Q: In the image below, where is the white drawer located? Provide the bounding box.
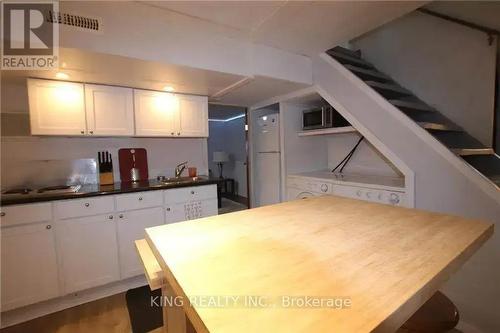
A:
[55,196,115,219]
[0,202,52,227]
[115,191,163,211]
[164,185,217,204]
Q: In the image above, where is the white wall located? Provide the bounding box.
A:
[1,136,208,189]
[327,133,401,177]
[279,97,399,181]
[352,11,497,146]
[0,75,209,188]
[315,54,500,333]
[207,118,247,197]
[58,1,312,85]
[280,102,328,176]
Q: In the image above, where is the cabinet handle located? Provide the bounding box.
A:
[138,197,143,201]
[0,212,5,217]
[177,132,180,136]
[166,207,171,212]
[84,203,90,207]
[108,215,114,220]
[46,224,52,230]
[80,130,85,134]
[191,191,195,195]
[89,131,94,134]
[171,132,174,136]
[119,214,124,218]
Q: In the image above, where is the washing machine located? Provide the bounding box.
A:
[286,176,333,200]
[286,173,408,207]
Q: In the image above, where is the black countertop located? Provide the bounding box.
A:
[1,177,222,206]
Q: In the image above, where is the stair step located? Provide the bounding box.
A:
[491,176,500,187]
[431,131,487,150]
[344,65,392,83]
[418,122,461,132]
[389,99,435,113]
[366,81,412,99]
[402,109,454,125]
[327,50,374,69]
[452,148,495,156]
[462,154,500,187]
[329,46,362,59]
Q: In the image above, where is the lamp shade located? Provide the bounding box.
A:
[213,151,229,163]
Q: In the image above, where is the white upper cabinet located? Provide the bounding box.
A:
[84,84,134,136]
[28,78,86,136]
[28,79,208,137]
[134,89,179,137]
[178,94,208,137]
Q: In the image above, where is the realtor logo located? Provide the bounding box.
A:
[1,1,59,70]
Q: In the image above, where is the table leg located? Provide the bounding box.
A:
[162,282,187,333]
[217,184,222,208]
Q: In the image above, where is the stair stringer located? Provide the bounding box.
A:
[315,52,500,333]
[315,53,500,211]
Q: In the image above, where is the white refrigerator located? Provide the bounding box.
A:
[253,113,280,207]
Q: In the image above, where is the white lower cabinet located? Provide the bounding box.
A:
[0,185,218,311]
[165,198,218,223]
[1,222,60,311]
[165,203,187,224]
[116,206,164,279]
[57,214,120,294]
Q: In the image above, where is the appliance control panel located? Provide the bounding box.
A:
[332,184,406,206]
[302,180,333,194]
[287,175,407,207]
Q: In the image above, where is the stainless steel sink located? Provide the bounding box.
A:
[156,176,200,184]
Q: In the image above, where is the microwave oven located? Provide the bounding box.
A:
[302,105,349,130]
[302,106,333,130]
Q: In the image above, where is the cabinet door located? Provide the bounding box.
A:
[28,78,86,135]
[57,214,120,294]
[165,199,218,224]
[178,95,208,137]
[165,203,187,224]
[134,89,179,136]
[84,84,134,136]
[116,207,164,279]
[1,223,59,311]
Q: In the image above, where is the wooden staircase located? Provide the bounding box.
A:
[327,46,500,188]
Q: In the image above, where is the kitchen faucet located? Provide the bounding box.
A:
[175,161,188,178]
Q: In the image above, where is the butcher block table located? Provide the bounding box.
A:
[138,195,493,333]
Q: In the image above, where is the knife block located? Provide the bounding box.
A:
[99,171,114,186]
[98,151,115,186]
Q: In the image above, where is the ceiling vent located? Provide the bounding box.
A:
[46,11,103,33]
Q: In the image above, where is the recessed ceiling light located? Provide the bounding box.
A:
[55,72,69,80]
[163,86,175,92]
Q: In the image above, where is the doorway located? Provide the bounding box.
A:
[207,104,250,213]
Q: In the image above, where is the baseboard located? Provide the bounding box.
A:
[0,275,146,329]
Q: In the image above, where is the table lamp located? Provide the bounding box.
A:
[213,151,229,178]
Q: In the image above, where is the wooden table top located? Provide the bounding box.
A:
[145,196,493,333]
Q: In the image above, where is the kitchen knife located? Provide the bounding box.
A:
[98,152,102,173]
[108,154,113,172]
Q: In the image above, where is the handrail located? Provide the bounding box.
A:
[417,8,499,45]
